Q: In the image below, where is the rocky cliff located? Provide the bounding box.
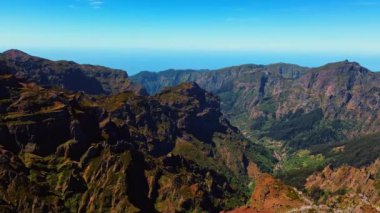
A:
[0,58,283,212]
[3,50,380,212]
[132,60,380,211]
[305,160,380,212]
[132,61,380,148]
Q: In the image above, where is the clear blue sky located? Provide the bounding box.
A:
[0,0,380,74]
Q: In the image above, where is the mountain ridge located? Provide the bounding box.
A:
[132,58,380,211]
[132,60,371,95]
[0,49,147,96]
[131,60,380,139]
[0,51,308,212]
[2,50,380,212]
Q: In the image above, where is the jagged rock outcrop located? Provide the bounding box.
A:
[0,66,277,212]
[4,50,380,212]
[132,60,380,212]
[305,160,380,211]
[223,162,309,213]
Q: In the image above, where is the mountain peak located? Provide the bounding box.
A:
[323,60,361,68]
[2,49,31,60]
[163,82,203,95]
[316,60,369,74]
[157,82,214,107]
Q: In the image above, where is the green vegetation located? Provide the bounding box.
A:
[275,150,326,188]
[314,133,380,168]
[172,138,218,170]
[245,142,277,173]
[218,90,240,112]
[99,92,136,111]
[250,108,349,152]
[267,109,324,141]
[159,91,189,103]
[229,112,252,137]
[258,97,276,115]
[286,120,347,151]
[374,179,380,195]
[307,187,350,203]
[250,116,267,130]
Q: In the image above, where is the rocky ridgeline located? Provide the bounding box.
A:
[132,61,380,139]
[0,55,295,212]
[3,50,380,212]
[132,59,380,212]
[0,49,146,95]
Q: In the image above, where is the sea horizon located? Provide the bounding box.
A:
[2,47,379,75]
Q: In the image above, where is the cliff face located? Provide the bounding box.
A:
[277,61,380,134]
[132,63,308,115]
[132,60,380,212]
[2,50,380,212]
[132,61,380,147]
[0,63,280,212]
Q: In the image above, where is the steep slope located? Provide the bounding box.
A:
[3,50,380,212]
[0,64,282,212]
[306,160,380,211]
[132,63,308,96]
[132,69,203,95]
[132,61,380,148]
[132,60,380,207]
[132,64,310,135]
[304,133,380,209]
[0,49,146,95]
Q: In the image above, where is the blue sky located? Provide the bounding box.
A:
[0,0,380,74]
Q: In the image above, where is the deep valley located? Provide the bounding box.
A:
[0,50,380,212]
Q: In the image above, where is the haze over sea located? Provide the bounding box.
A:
[1,0,380,74]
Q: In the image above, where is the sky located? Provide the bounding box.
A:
[0,0,380,74]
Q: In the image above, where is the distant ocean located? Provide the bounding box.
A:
[4,48,379,75]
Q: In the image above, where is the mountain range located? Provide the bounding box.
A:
[132,60,380,156]
[1,49,380,212]
[133,58,380,211]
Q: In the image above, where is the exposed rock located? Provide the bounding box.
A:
[132,61,380,141]
[0,68,275,212]
[305,160,380,211]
